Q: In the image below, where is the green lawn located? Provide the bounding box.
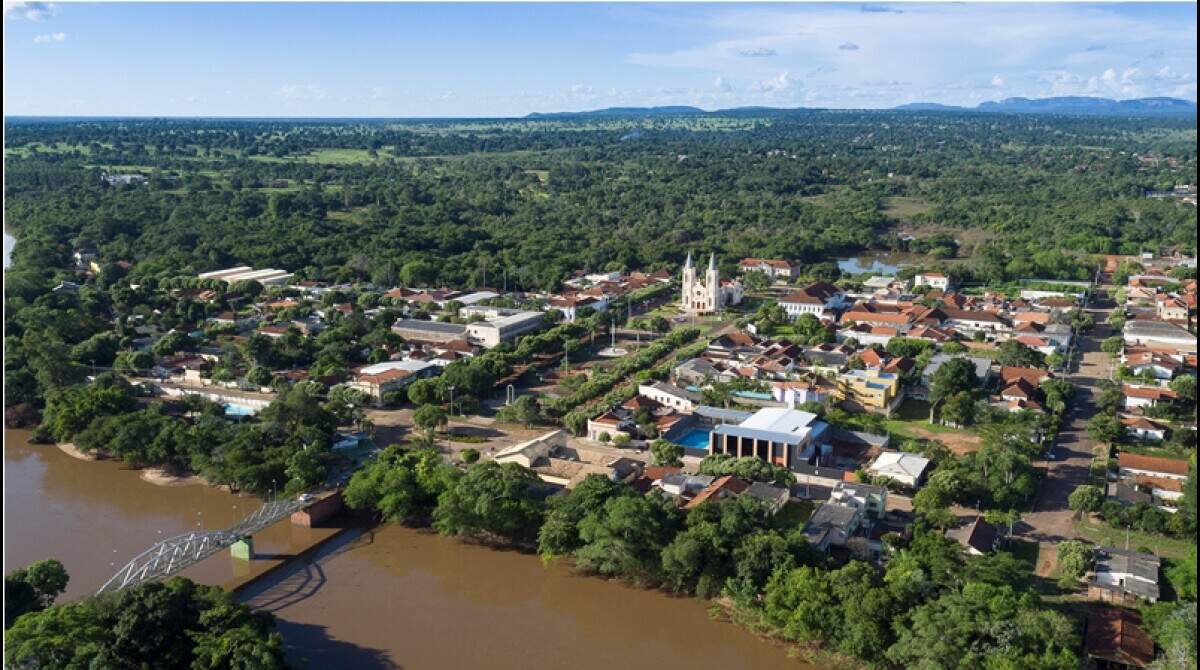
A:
[1006,538,1040,572]
[1073,518,1194,561]
[881,196,934,223]
[759,324,800,337]
[771,500,814,530]
[884,399,963,435]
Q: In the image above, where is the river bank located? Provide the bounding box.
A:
[52,439,212,487]
[5,428,821,669]
[4,429,337,601]
[57,441,98,461]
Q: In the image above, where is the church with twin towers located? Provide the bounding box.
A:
[680,251,744,316]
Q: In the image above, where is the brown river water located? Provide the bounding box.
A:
[5,429,813,669]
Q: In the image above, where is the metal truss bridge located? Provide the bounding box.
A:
[96,498,308,595]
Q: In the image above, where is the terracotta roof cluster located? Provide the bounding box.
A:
[1118,452,1189,477]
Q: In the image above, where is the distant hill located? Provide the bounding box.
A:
[526,96,1195,120]
[526,106,706,119]
[901,96,1196,116]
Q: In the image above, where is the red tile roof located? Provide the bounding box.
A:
[1122,385,1177,400]
[1085,608,1154,668]
[1119,452,1189,476]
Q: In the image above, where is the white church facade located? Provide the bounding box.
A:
[681,252,743,315]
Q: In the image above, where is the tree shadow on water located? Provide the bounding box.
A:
[276,620,401,670]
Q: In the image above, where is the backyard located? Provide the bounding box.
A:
[884,399,983,454]
[1073,517,1194,561]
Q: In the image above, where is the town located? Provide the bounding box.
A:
[4,10,1198,659]
[15,234,1198,669]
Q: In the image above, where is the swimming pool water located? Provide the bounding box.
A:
[223,402,259,417]
[674,428,711,451]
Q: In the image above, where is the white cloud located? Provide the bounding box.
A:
[277,84,327,102]
[738,47,777,58]
[627,4,1197,107]
[714,76,732,92]
[5,2,55,21]
[752,71,797,93]
[32,31,64,43]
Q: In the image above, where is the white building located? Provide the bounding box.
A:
[198,266,293,286]
[709,407,831,471]
[779,282,848,320]
[866,451,931,488]
[1123,320,1197,353]
[914,272,952,291]
[459,306,546,348]
[494,430,568,468]
[738,258,796,280]
[829,481,887,518]
[681,252,742,315]
[637,382,699,413]
[346,359,440,402]
[1090,547,1160,604]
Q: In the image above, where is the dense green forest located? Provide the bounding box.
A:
[5,112,1196,298]
[4,560,290,669]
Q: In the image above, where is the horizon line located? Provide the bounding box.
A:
[6,95,1198,122]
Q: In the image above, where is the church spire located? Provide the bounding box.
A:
[708,253,716,272]
[684,250,693,269]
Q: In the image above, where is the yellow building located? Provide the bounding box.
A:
[836,369,903,414]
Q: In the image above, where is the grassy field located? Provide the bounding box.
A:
[884,399,960,435]
[6,141,112,158]
[248,147,386,165]
[884,398,983,454]
[1073,517,1194,561]
[881,196,933,223]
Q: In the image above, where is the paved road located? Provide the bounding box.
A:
[1019,312,1113,574]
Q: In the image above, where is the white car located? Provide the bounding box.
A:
[297,493,315,503]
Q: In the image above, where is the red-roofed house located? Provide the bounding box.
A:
[738,258,796,280]
[1122,384,1177,410]
[1118,453,1189,480]
[780,282,848,319]
[1120,416,1170,442]
[1085,608,1154,669]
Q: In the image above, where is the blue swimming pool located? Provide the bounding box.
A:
[734,390,773,400]
[674,428,711,451]
[223,402,259,417]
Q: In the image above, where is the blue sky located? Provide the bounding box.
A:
[4,2,1196,117]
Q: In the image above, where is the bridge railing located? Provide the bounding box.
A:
[96,498,309,595]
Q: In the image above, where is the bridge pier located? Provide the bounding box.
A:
[230,537,254,561]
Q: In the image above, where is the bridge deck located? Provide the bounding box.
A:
[96,498,309,595]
